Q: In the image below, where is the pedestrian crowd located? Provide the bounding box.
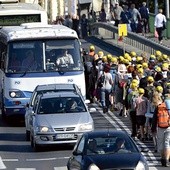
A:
[83,44,170,167]
[52,13,90,39]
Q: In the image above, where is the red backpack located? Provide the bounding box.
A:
[157,103,170,128]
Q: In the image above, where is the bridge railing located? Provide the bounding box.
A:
[89,22,170,55]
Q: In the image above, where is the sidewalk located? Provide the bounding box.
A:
[91,31,170,57]
[141,32,170,48]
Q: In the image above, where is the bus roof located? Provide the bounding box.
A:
[0,2,45,14]
[0,23,79,41]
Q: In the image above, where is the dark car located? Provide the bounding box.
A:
[67,130,149,170]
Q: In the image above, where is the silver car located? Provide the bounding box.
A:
[29,91,94,151]
[25,83,84,141]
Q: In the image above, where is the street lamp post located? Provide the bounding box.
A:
[165,0,170,18]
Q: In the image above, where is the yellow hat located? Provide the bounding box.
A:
[89,45,95,51]
[155,50,162,56]
[111,57,118,63]
[136,64,142,69]
[126,55,132,62]
[155,66,161,72]
[138,68,144,74]
[123,58,129,65]
[124,53,130,59]
[162,62,169,70]
[102,56,107,62]
[162,54,168,60]
[142,62,148,69]
[130,83,138,90]
[147,76,154,83]
[131,79,139,85]
[138,88,145,94]
[156,86,163,93]
[130,51,136,57]
[136,56,143,62]
[150,54,156,59]
[98,51,104,57]
[119,56,124,62]
[107,54,112,59]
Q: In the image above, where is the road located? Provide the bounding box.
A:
[0,38,168,170]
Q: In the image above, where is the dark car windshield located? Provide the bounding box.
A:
[86,135,138,155]
[38,96,87,114]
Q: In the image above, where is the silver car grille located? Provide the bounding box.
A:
[54,127,75,132]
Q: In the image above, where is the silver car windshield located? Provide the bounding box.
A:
[38,97,87,114]
[6,39,83,73]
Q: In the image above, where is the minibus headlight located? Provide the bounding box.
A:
[9,91,24,98]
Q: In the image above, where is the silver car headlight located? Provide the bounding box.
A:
[88,164,100,170]
[36,126,53,133]
[78,122,94,131]
[135,161,146,170]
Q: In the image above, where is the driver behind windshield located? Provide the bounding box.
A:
[56,49,74,66]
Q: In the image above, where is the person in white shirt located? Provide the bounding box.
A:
[56,49,74,66]
[154,8,167,44]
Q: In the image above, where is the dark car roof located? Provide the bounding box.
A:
[84,130,129,138]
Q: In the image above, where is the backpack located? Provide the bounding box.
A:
[157,103,170,128]
[85,61,93,74]
[97,72,105,88]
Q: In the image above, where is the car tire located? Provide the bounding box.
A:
[26,130,30,141]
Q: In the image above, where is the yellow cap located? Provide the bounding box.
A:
[107,54,112,60]
[119,56,124,62]
[138,88,145,94]
[162,63,169,70]
[89,45,95,51]
[155,50,162,56]
[136,56,143,62]
[138,68,144,74]
[126,55,132,62]
[130,51,136,57]
[162,54,168,60]
[124,53,130,59]
[156,86,163,93]
[136,64,142,69]
[111,57,118,63]
[142,62,148,69]
[130,83,138,90]
[98,51,104,57]
[131,79,139,85]
[155,66,161,72]
[123,58,129,65]
[147,76,154,83]
[150,54,156,59]
[102,56,107,62]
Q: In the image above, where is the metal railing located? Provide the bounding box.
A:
[89,22,170,55]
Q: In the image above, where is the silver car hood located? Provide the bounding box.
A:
[35,112,92,127]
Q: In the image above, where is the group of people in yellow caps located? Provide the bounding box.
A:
[83,45,170,167]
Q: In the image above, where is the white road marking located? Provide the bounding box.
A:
[15,169,36,170]
[26,157,69,161]
[0,157,6,169]
[149,167,158,170]
[54,167,67,170]
[2,159,18,162]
